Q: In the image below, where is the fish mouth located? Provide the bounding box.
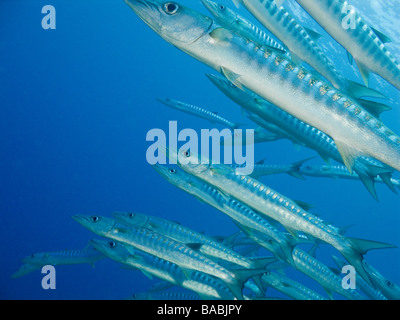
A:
[72,214,116,234]
[201,0,220,16]
[124,0,162,32]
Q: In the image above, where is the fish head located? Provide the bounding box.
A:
[362,260,400,299]
[156,97,180,109]
[158,145,210,176]
[72,215,116,235]
[300,165,329,176]
[124,0,214,46]
[201,0,237,25]
[112,211,149,228]
[21,252,47,265]
[205,73,255,106]
[175,147,211,175]
[152,164,193,188]
[89,238,131,260]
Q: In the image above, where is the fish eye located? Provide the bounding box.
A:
[184,150,190,157]
[168,168,176,174]
[385,280,394,287]
[108,241,116,248]
[91,216,99,222]
[164,2,179,15]
[219,4,226,11]
[128,213,135,218]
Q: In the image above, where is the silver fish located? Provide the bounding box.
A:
[112,211,259,269]
[90,238,235,300]
[294,0,400,90]
[202,0,287,55]
[261,271,328,300]
[206,73,395,200]
[232,0,388,99]
[167,145,396,286]
[73,214,265,299]
[157,97,240,129]
[331,255,387,300]
[123,0,400,173]
[362,259,400,300]
[152,164,295,263]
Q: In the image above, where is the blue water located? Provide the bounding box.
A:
[1,0,399,300]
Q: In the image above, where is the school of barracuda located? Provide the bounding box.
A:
[13,0,400,300]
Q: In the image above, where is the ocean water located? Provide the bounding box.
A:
[1,0,399,300]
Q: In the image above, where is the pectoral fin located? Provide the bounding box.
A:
[220,66,243,89]
[347,51,354,65]
[355,60,371,88]
[334,140,360,174]
[232,0,240,9]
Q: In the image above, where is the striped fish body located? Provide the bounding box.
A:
[130,291,201,300]
[128,0,400,171]
[295,0,400,90]
[152,164,294,262]
[292,248,365,300]
[261,271,328,300]
[176,160,349,255]
[202,0,287,55]
[205,29,400,172]
[238,0,348,91]
[21,246,104,267]
[158,98,239,129]
[104,224,241,287]
[331,255,387,300]
[90,239,234,299]
[113,211,255,269]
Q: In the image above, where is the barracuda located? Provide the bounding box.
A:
[166,145,396,286]
[152,164,295,263]
[291,247,365,300]
[124,0,400,174]
[72,214,265,299]
[20,245,105,267]
[232,0,387,99]
[300,163,400,193]
[201,0,288,55]
[261,271,328,300]
[206,73,395,200]
[222,125,283,146]
[130,291,201,300]
[362,259,400,300]
[157,97,240,129]
[235,222,363,299]
[233,157,310,179]
[89,238,235,300]
[331,255,387,300]
[13,246,105,278]
[294,0,400,90]
[112,211,258,269]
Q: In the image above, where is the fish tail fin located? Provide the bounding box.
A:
[379,173,398,194]
[356,159,396,196]
[357,172,379,201]
[286,157,315,180]
[344,79,388,100]
[249,256,277,269]
[230,268,268,300]
[342,237,397,286]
